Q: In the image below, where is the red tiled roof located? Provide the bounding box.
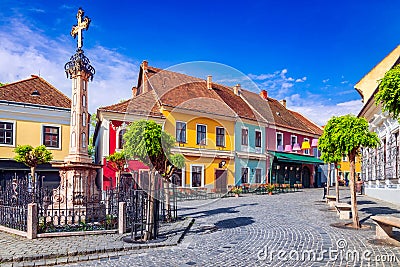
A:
[0,75,70,108]
[98,90,163,117]
[289,110,323,135]
[241,89,322,135]
[144,66,257,120]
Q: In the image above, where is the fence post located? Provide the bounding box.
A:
[27,203,37,239]
[118,202,126,234]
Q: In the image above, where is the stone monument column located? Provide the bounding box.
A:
[51,8,102,219]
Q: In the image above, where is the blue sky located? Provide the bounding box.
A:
[1,1,399,125]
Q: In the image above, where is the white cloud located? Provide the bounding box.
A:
[295,77,307,82]
[322,78,329,83]
[247,69,307,99]
[0,18,138,113]
[288,99,363,126]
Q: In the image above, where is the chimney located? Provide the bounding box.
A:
[260,90,268,99]
[233,84,241,95]
[141,60,149,93]
[207,75,212,89]
[280,99,287,108]
[132,86,138,97]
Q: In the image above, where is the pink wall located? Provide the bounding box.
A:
[103,119,149,189]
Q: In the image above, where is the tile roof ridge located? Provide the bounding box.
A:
[0,75,37,88]
[99,90,158,110]
[288,109,323,133]
[36,76,71,101]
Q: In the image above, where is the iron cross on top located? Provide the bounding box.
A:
[70,8,91,49]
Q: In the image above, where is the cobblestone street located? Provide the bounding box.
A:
[61,188,400,267]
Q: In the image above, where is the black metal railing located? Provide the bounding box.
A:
[0,174,179,239]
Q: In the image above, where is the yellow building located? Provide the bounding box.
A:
[0,75,71,187]
[163,109,236,191]
[96,61,259,192]
[338,154,362,184]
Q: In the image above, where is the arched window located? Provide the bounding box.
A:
[73,93,77,106]
[71,132,76,148]
[82,95,86,107]
[82,132,86,148]
[118,129,126,149]
[72,111,76,126]
[82,112,86,126]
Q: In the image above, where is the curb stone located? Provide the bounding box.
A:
[0,217,194,266]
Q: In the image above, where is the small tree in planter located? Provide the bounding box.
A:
[319,115,379,228]
[123,120,184,240]
[14,145,53,190]
[319,119,342,202]
[106,150,126,188]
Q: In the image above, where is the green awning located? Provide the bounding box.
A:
[269,151,324,164]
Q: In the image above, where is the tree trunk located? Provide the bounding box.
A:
[349,150,361,228]
[144,169,156,241]
[163,178,171,222]
[327,163,331,195]
[30,166,36,202]
[335,163,340,203]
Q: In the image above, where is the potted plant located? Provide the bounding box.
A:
[231,186,243,197]
[266,184,275,195]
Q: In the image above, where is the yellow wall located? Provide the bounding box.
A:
[183,156,235,187]
[162,110,235,189]
[339,155,361,173]
[162,110,235,151]
[0,118,70,161]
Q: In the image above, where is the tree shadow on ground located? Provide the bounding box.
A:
[214,216,255,229]
[357,200,377,205]
[359,206,400,216]
[181,206,240,219]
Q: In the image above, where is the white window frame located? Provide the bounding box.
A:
[0,120,16,147]
[291,135,297,146]
[172,166,186,187]
[41,124,62,150]
[241,127,249,146]
[116,127,127,151]
[304,138,310,155]
[190,164,204,188]
[216,126,225,147]
[255,168,262,183]
[196,124,207,145]
[241,167,250,184]
[255,130,262,152]
[176,121,187,143]
[276,132,283,149]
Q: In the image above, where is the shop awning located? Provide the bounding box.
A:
[269,151,324,164]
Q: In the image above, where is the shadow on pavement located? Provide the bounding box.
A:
[359,206,400,216]
[182,206,240,219]
[214,216,255,229]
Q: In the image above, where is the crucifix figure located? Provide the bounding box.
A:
[70,7,91,49]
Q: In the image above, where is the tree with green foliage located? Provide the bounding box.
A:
[87,113,97,159]
[123,120,184,240]
[375,65,400,120]
[318,115,379,228]
[106,150,126,188]
[319,117,344,202]
[0,82,6,86]
[14,145,53,187]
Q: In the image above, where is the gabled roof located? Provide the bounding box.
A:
[142,65,257,120]
[0,75,71,109]
[241,89,322,135]
[354,45,400,103]
[98,90,163,118]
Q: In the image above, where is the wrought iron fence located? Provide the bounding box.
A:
[0,174,179,239]
[0,179,32,232]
